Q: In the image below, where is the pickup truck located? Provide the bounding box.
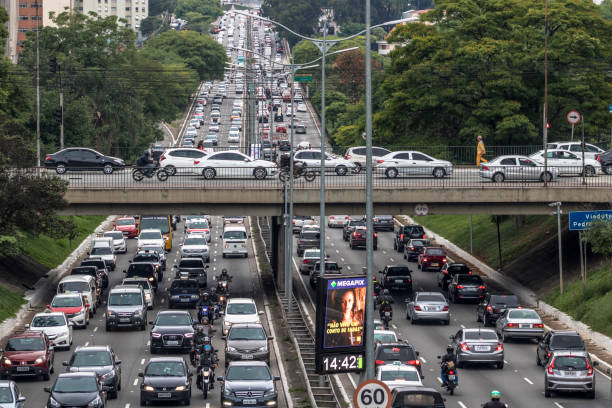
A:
[393,225,426,252]
[174,258,208,288]
[168,279,200,309]
[296,231,320,256]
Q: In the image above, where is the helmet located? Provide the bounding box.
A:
[446,345,453,353]
[383,289,390,295]
[196,325,205,333]
[221,268,228,275]
[201,317,209,326]
[490,390,501,400]
[202,292,209,301]
[204,344,212,353]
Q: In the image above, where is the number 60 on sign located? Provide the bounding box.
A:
[354,380,391,408]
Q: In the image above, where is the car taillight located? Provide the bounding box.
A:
[410,246,415,251]
[302,259,308,263]
[377,159,384,164]
[478,285,486,290]
[160,153,166,161]
[532,323,543,328]
[375,360,385,365]
[374,233,377,238]
[414,305,422,311]
[423,258,428,263]
[468,270,473,274]
[586,360,593,376]
[442,258,447,262]
[194,160,200,165]
[422,234,426,239]
[353,233,358,237]
[292,220,295,225]
[330,216,334,219]
[482,165,489,170]
[345,154,351,159]
[442,306,449,311]
[460,342,469,351]
[448,370,454,375]
[547,357,555,374]
[456,285,464,289]
[45,155,51,161]
[495,343,503,351]
[400,234,404,241]
[596,155,600,162]
[407,359,420,366]
[506,323,518,328]
[486,305,493,312]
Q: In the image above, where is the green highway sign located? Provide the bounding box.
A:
[294,74,312,82]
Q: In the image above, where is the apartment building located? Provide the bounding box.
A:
[77,0,148,31]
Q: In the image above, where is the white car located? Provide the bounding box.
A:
[88,244,116,271]
[196,151,278,180]
[189,119,201,129]
[228,129,241,143]
[222,298,263,335]
[546,141,604,160]
[27,311,73,350]
[209,123,220,132]
[528,149,601,176]
[297,103,307,112]
[160,148,208,175]
[122,277,155,310]
[376,363,423,391]
[376,151,453,179]
[103,230,127,254]
[137,229,165,250]
[293,149,356,176]
[328,215,350,228]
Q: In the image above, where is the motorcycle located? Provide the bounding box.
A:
[279,161,316,182]
[379,304,393,329]
[438,358,458,395]
[198,304,214,325]
[199,364,214,398]
[132,166,169,182]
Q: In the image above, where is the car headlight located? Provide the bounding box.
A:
[59,330,69,337]
[144,385,154,391]
[35,356,46,364]
[224,388,232,397]
[264,389,277,398]
[148,277,155,282]
[2,358,11,366]
[145,293,151,300]
[175,385,186,391]
[134,309,143,316]
[101,370,115,379]
[49,396,61,408]
[75,309,85,317]
[87,395,102,407]
[227,346,237,352]
[107,311,115,317]
[257,346,267,352]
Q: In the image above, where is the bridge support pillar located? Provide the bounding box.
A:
[270,216,284,286]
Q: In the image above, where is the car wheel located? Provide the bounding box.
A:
[352,162,362,174]
[42,369,50,381]
[492,172,505,183]
[500,330,507,343]
[496,361,504,369]
[55,163,67,174]
[202,167,216,180]
[536,354,542,366]
[603,166,612,175]
[49,359,54,374]
[109,388,118,399]
[106,324,111,331]
[544,388,551,398]
[335,165,348,176]
[103,163,114,174]
[444,319,450,325]
[385,168,398,178]
[140,397,147,406]
[476,312,482,322]
[403,253,407,259]
[253,167,267,180]
[583,165,595,177]
[586,390,595,399]
[432,167,446,178]
[540,171,553,182]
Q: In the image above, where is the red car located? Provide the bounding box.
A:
[418,247,447,271]
[114,217,138,238]
[48,293,90,328]
[0,331,54,380]
[276,126,287,134]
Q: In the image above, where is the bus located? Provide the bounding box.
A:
[139,215,172,251]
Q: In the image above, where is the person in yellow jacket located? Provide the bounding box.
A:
[476,135,487,166]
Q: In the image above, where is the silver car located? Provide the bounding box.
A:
[327,215,350,228]
[544,350,597,399]
[0,380,26,407]
[180,234,210,263]
[103,231,127,254]
[495,308,544,342]
[376,151,453,179]
[450,328,504,368]
[405,292,450,325]
[479,155,559,183]
[299,248,321,274]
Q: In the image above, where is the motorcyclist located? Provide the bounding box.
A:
[190,325,209,364]
[196,344,219,390]
[197,292,214,324]
[440,345,456,386]
[482,390,507,408]
[372,277,382,298]
[217,268,232,282]
[136,148,155,177]
[376,289,394,318]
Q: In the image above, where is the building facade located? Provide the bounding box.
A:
[77,0,148,31]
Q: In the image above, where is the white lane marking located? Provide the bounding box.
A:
[93,327,98,333]
[206,404,210,408]
[554,403,564,408]
[140,358,145,365]
[335,249,339,253]
[420,356,427,364]
[213,258,216,262]
[382,250,387,254]
[340,257,345,262]
[460,324,465,329]
[390,258,395,262]
[125,404,130,408]
[347,373,358,389]
[133,378,138,386]
[392,324,397,329]
[84,342,89,347]
[347,266,351,270]
[457,402,468,408]
[523,377,533,385]
[147,340,151,346]
[504,360,509,364]
[436,377,442,384]
[161,298,165,303]
[331,242,335,246]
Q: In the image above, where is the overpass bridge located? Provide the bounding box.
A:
[53,167,612,216]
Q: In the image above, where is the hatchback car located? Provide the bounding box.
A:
[137,229,165,250]
[114,217,138,238]
[0,331,54,380]
[180,235,210,262]
[418,247,447,272]
[149,311,195,354]
[222,298,263,335]
[479,155,558,183]
[139,358,192,406]
[537,330,585,367]
[544,351,597,398]
[405,292,449,325]
[374,343,422,377]
[102,231,127,254]
[476,293,520,326]
[349,226,378,250]
[448,274,486,303]
[299,249,321,275]
[49,293,89,328]
[44,372,106,408]
[218,361,280,407]
[27,311,73,350]
[63,346,121,398]
[403,239,431,261]
[342,219,366,241]
[344,146,392,173]
[495,308,544,342]
[224,323,272,367]
[327,215,350,228]
[437,263,471,291]
[450,328,504,368]
[377,363,422,391]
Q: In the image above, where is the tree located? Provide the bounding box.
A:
[149,0,176,16]
[340,22,365,36]
[333,49,382,102]
[602,0,612,20]
[140,16,164,37]
[175,0,222,21]
[262,0,322,44]
[583,220,612,281]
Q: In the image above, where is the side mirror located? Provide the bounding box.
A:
[274,376,281,381]
[116,360,122,365]
[149,321,155,325]
[338,266,343,270]
[217,376,224,382]
[449,335,455,340]
[268,336,274,340]
[258,311,264,315]
[593,361,599,367]
[17,396,26,403]
[46,304,50,309]
[62,361,69,366]
[68,321,74,327]
[138,372,144,377]
[188,371,194,377]
[122,270,127,274]
[24,324,29,329]
[87,252,90,255]
[416,351,420,356]
[128,260,132,263]
[44,387,51,393]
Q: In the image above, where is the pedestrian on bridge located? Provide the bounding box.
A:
[476,135,488,166]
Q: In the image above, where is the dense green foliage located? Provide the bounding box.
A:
[262,0,322,44]
[0,284,26,322]
[602,0,612,20]
[583,220,612,280]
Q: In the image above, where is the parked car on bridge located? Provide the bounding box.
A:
[160,148,209,176]
[344,146,392,173]
[195,151,278,180]
[546,141,604,161]
[528,149,601,176]
[479,155,558,183]
[376,151,453,179]
[293,149,356,176]
[45,148,125,175]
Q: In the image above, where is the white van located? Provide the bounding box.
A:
[57,275,99,317]
[221,225,248,258]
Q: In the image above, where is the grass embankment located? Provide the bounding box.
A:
[0,285,27,322]
[545,264,612,337]
[19,216,107,268]
[416,215,557,270]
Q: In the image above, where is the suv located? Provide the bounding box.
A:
[379,266,413,292]
[299,249,321,275]
[349,226,378,250]
[105,285,147,331]
[63,346,122,398]
[124,263,159,290]
[344,146,392,173]
[296,230,320,256]
[133,250,164,278]
[174,258,208,288]
[219,361,280,407]
[476,293,519,326]
[597,148,612,174]
[292,216,314,234]
[343,219,366,241]
[168,279,200,309]
[77,261,109,289]
[448,274,486,303]
[309,261,342,289]
[149,311,195,354]
[88,243,116,271]
[403,239,431,261]
[374,343,422,377]
[373,215,394,231]
[537,330,586,367]
[394,225,426,252]
[0,331,54,380]
[122,278,154,310]
[437,263,472,290]
[417,247,447,272]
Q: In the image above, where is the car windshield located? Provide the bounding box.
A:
[374,333,397,343]
[128,264,153,274]
[140,232,162,240]
[117,219,135,226]
[227,303,256,315]
[553,356,588,371]
[551,336,584,349]
[184,238,206,246]
[464,331,497,341]
[171,280,198,289]
[145,361,185,377]
[224,230,247,239]
[156,313,191,326]
[315,263,340,271]
[350,221,366,227]
[59,281,89,293]
[189,222,209,229]
[81,261,104,269]
[134,254,158,263]
[448,265,470,273]
[108,293,142,306]
[304,250,320,258]
[53,376,98,393]
[32,315,66,327]
[490,295,519,306]
[51,296,81,307]
[104,232,123,240]
[226,365,271,381]
[301,232,319,240]
[0,387,12,403]
[416,294,445,302]
[378,346,415,361]
[179,260,204,268]
[457,276,483,284]
[142,246,163,255]
[386,267,410,277]
[72,351,112,367]
[91,247,112,255]
[229,327,266,340]
[6,337,44,351]
[381,370,419,382]
[425,248,445,256]
[508,310,540,319]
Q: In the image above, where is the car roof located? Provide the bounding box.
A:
[415,291,444,296]
[229,323,264,329]
[373,329,397,335]
[58,371,98,378]
[228,298,256,304]
[109,285,142,293]
[148,357,185,363]
[60,275,94,283]
[9,330,46,339]
[74,345,111,353]
[227,360,268,367]
[157,310,191,316]
[378,364,418,372]
[140,229,162,234]
[550,330,581,336]
[462,327,496,333]
[549,350,589,358]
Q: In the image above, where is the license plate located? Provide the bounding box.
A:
[16,367,30,372]
[243,399,257,405]
[166,340,179,346]
[394,280,403,283]
[384,312,391,317]
[180,298,190,302]
[448,375,456,380]
[158,393,171,398]
[563,371,576,376]
[520,324,530,328]
[119,318,130,323]
[241,354,254,359]
[475,346,490,352]
[431,263,439,267]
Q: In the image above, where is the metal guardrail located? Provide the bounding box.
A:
[14,166,612,190]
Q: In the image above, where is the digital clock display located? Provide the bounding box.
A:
[318,353,364,374]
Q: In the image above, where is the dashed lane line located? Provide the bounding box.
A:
[523,377,533,385]
[140,358,145,365]
[133,378,138,386]
[84,342,89,347]
[554,403,564,408]
[93,327,98,333]
[420,357,427,364]
[457,402,468,408]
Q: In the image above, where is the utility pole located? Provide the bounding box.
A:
[543,0,549,187]
[35,2,40,166]
[549,202,563,294]
[58,63,64,150]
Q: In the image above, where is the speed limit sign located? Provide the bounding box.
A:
[354,379,391,408]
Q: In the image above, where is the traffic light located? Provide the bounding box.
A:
[546,123,551,129]
[49,56,57,73]
[54,107,62,124]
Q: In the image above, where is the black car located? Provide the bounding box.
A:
[63,346,121,399]
[403,239,431,262]
[174,258,207,288]
[44,372,106,408]
[149,311,195,354]
[168,279,200,309]
[390,386,446,408]
[73,265,108,290]
[309,261,342,289]
[343,219,366,241]
[379,266,413,292]
[437,263,471,291]
[278,140,291,151]
[374,343,422,377]
[44,148,125,175]
[536,330,586,366]
[132,251,164,280]
[139,357,192,406]
[349,226,378,250]
[296,230,320,257]
[219,361,280,407]
[448,274,486,303]
[394,225,426,252]
[597,148,612,174]
[476,293,520,326]
[124,263,158,290]
[373,215,394,231]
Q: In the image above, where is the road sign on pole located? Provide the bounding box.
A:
[568,210,612,231]
[415,203,429,216]
[566,110,580,125]
[354,379,391,408]
[294,74,312,82]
